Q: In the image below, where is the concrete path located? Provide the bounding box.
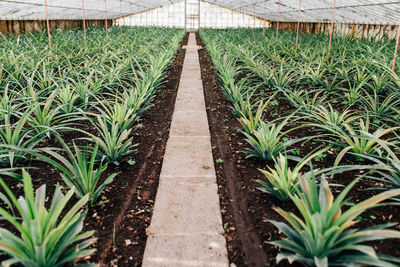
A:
[142,33,229,267]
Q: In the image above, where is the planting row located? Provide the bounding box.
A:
[199,28,400,266]
[0,26,185,265]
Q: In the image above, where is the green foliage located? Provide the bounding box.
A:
[243,118,303,162]
[0,170,96,266]
[305,104,358,131]
[0,109,45,167]
[256,149,328,201]
[56,85,79,114]
[238,100,269,135]
[270,174,400,267]
[359,91,400,120]
[364,137,400,201]
[331,118,399,165]
[35,137,118,206]
[90,116,137,165]
[95,96,140,132]
[28,90,79,136]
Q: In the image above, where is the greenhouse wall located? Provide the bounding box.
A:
[116,1,269,29]
[0,19,112,35]
[271,21,399,40]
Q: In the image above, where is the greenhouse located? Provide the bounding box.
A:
[1,0,400,266]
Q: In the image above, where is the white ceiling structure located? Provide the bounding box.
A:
[1,0,400,25]
[205,0,400,25]
[0,0,181,20]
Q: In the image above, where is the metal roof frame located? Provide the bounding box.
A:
[0,0,181,20]
[1,0,400,25]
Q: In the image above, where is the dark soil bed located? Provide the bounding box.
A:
[197,33,400,267]
[0,33,188,267]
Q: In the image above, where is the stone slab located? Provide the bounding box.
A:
[160,136,215,177]
[181,68,201,78]
[142,33,228,267]
[178,80,203,90]
[184,58,200,64]
[143,233,228,267]
[182,65,201,72]
[181,70,201,78]
[182,45,202,50]
[147,176,223,235]
[174,90,205,111]
[169,110,210,137]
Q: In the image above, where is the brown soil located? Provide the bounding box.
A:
[0,33,188,267]
[197,32,400,267]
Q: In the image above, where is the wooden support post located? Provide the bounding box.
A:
[252,1,255,35]
[220,2,223,29]
[130,3,133,32]
[296,0,301,49]
[327,0,336,61]
[361,24,366,41]
[146,7,148,27]
[184,0,187,30]
[263,0,266,35]
[381,25,388,40]
[104,0,108,38]
[119,0,122,37]
[157,6,159,27]
[241,9,243,28]
[253,1,256,29]
[82,0,87,50]
[392,23,400,72]
[44,0,52,53]
[276,0,280,41]
[351,23,356,39]
[232,6,234,28]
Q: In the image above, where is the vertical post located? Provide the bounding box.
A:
[82,0,87,50]
[220,3,222,29]
[231,7,234,28]
[253,1,256,32]
[130,3,133,32]
[156,6,159,27]
[351,23,356,39]
[263,0,266,35]
[44,0,52,53]
[247,7,250,28]
[276,0,280,41]
[198,0,200,30]
[366,24,371,40]
[104,0,108,39]
[119,0,122,37]
[327,0,336,61]
[295,0,301,49]
[249,0,256,33]
[184,0,187,30]
[240,7,242,28]
[392,23,400,71]
[140,10,142,28]
[360,24,366,41]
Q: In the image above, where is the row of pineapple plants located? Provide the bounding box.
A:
[0,26,185,266]
[200,28,400,266]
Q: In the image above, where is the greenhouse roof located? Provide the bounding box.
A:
[0,0,181,20]
[1,0,400,25]
[205,0,400,25]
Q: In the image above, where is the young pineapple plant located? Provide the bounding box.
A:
[256,148,330,201]
[0,170,96,266]
[243,117,304,162]
[89,116,137,165]
[35,137,118,206]
[270,174,400,266]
